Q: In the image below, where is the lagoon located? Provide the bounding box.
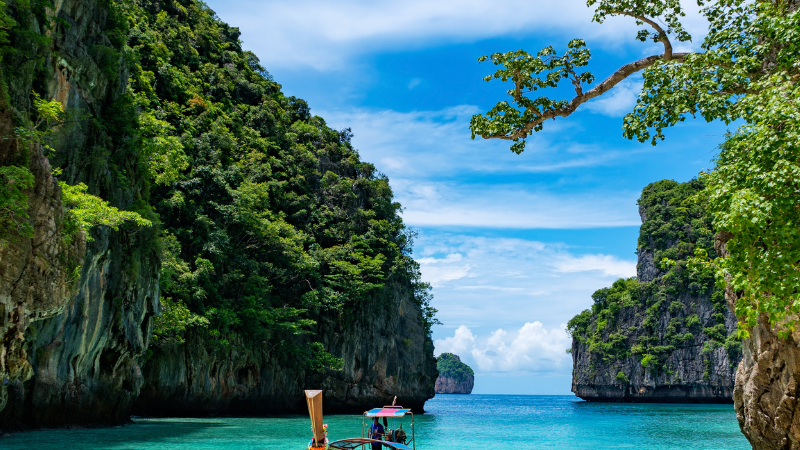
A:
[0,395,749,449]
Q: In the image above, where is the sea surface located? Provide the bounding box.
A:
[0,395,750,449]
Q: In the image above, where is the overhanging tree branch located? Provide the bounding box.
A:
[612,10,674,59]
[480,52,690,141]
[471,1,702,152]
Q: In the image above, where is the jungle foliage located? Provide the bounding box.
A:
[0,0,436,370]
[1,72,151,246]
[473,0,800,335]
[436,353,474,383]
[567,180,739,378]
[112,0,436,359]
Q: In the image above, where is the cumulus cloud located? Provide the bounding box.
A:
[208,0,708,71]
[435,325,476,357]
[436,322,571,373]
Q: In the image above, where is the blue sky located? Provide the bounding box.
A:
[205,0,728,395]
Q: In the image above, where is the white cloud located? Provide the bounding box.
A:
[316,105,645,229]
[583,78,643,117]
[319,105,636,178]
[553,254,637,278]
[397,180,641,228]
[416,232,636,330]
[435,325,476,357]
[417,253,472,287]
[208,0,709,71]
[436,322,571,373]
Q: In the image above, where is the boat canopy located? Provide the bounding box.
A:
[330,438,412,449]
[365,408,411,417]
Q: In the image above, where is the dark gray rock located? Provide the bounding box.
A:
[571,297,739,403]
[571,180,740,403]
[0,0,159,429]
[134,279,436,415]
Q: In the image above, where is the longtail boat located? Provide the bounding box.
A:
[304,390,416,450]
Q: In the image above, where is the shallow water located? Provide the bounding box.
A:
[0,395,749,449]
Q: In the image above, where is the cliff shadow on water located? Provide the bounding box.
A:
[569,179,741,403]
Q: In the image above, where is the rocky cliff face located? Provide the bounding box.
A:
[0,0,159,428]
[435,376,473,395]
[570,180,740,403]
[0,0,436,429]
[732,313,800,448]
[715,231,800,449]
[134,280,436,415]
[0,123,83,416]
[570,285,739,402]
[434,354,473,394]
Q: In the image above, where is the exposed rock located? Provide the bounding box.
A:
[134,280,436,415]
[0,124,83,415]
[570,180,740,403]
[435,354,473,395]
[571,294,739,403]
[733,313,800,449]
[0,0,159,428]
[435,376,473,395]
[716,231,800,449]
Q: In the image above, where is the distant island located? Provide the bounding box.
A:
[435,353,474,394]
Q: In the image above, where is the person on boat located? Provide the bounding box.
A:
[369,417,385,449]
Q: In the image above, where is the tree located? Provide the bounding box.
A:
[470,0,800,335]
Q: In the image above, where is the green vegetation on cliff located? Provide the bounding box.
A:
[116,0,436,362]
[470,0,800,337]
[568,180,740,376]
[0,0,436,370]
[0,5,151,246]
[436,353,474,382]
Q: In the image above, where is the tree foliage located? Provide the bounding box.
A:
[567,180,738,376]
[0,0,436,370]
[105,0,435,360]
[474,0,800,335]
[1,87,151,244]
[152,297,210,345]
[436,352,474,382]
[59,180,152,240]
[0,165,34,241]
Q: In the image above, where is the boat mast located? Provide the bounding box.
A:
[305,390,326,447]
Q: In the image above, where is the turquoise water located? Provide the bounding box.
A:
[0,395,750,449]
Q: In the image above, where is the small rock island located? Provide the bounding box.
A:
[435,353,474,394]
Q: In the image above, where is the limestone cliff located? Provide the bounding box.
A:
[0,125,83,416]
[569,179,740,402]
[716,231,800,449]
[0,0,436,428]
[434,353,473,394]
[134,280,436,415]
[0,0,165,428]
